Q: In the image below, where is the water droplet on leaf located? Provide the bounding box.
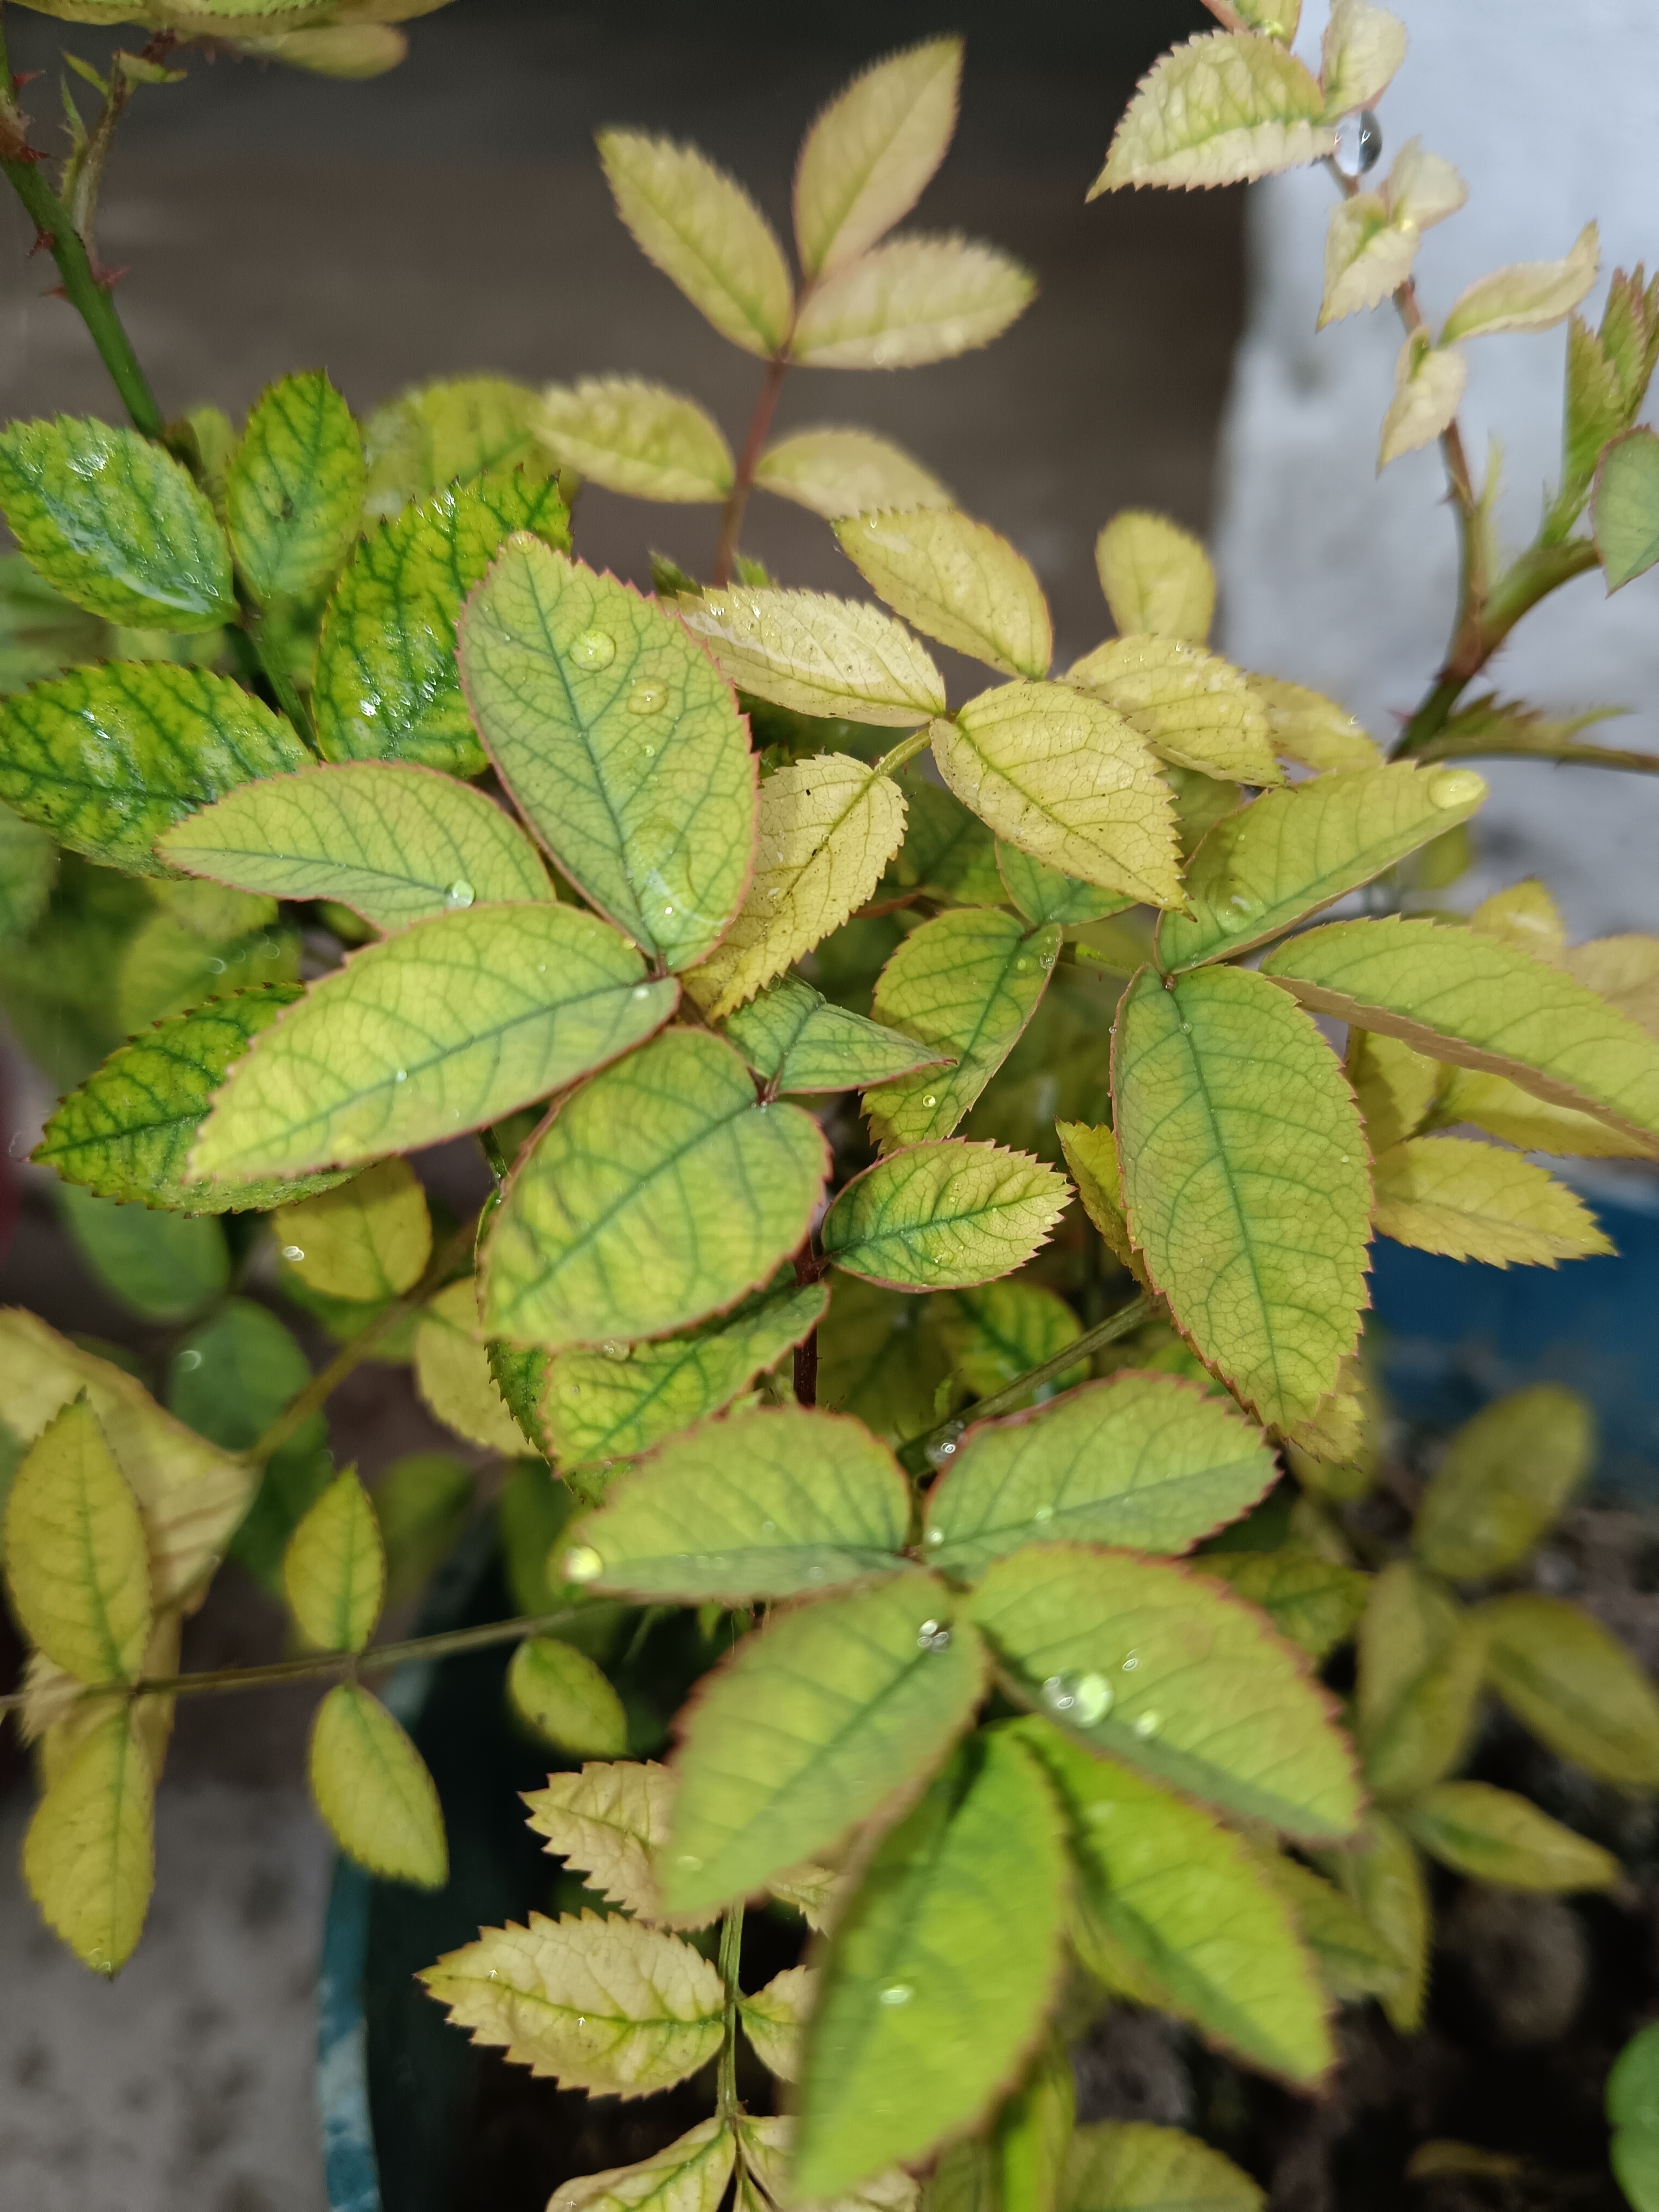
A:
[1332,108,1382,179]
[916,1619,952,1652]
[281,1245,305,1262]
[444,879,474,909]
[879,1983,914,2007]
[563,1545,604,1583]
[393,1068,408,1083]
[1072,1672,1113,1725]
[569,628,616,670]
[1134,1709,1162,1738]
[627,678,667,716]
[921,1094,937,1108]
[177,1347,203,1371]
[1427,767,1486,809]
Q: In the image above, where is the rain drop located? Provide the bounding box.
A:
[924,1527,944,1546]
[563,1545,604,1583]
[281,1245,306,1262]
[676,1853,704,1872]
[1015,956,1031,973]
[921,1094,937,1108]
[444,878,475,910]
[1033,1503,1055,1522]
[1331,108,1382,180]
[1072,1672,1114,1726]
[1134,1709,1162,1739]
[1180,1022,1192,1035]
[632,985,651,999]
[917,1619,953,1653]
[879,1983,914,2007]
[627,678,668,716]
[394,1068,408,1083]
[600,1340,631,1362]
[1121,1650,1139,1671]
[206,957,226,974]
[925,1422,964,1468]
[1042,1673,1079,1714]
[569,628,616,670]
[1427,767,1486,809]
[177,1347,203,1372]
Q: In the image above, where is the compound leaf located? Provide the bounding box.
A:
[272,1158,430,1302]
[1354,1562,1482,1802]
[1480,1592,1659,1788]
[794,37,961,276]
[1374,1135,1611,1267]
[721,974,947,1095]
[5,1396,151,1684]
[756,428,952,521]
[22,1705,154,1977]
[550,2124,734,2212]
[414,1279,527,1455]
[1064,2123,1262,2212]
[791,236,1036,371]
[821,1140,1071,1290]
[1068,637,1278,787]
[537,379,734,503]
[226,370,365,605]
[836,510,1050,679]
[1596,427,1659,591]
[309,1680,447,1888]
[1192,1548,1369,1664]
[1402,1782,1617,1893]
[680,587,946,726]
[282,1468,384,1654]
[507,1636,628,1758]
[1090,31,1333,195]
[598,130,793,358]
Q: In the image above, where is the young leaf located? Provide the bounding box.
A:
[1355,1562,1482,1801]
[537,378,734,503]
[681,754,907,1019]
[507,1636,628,1758]
[459,538,755,972]
[1595,427,1659,591]
[836,509,1050,679]
[192,905,676,1178]
[794,37,961,276]
[551,2122,735,2212]
[1321,1812,1427,2033]
[524,1760,693,1924]
[484,1028,827,1351]
[0,663,308,874]
[662,1571,988,1915]
[680,587,946,726]
[821,1140,1072,1290]
[362,376,554,516]
[544,1277,827,1467]
[5,1396,151,1684]
[1065,2124,1261,2212]
[1441,223,1599,343]
[422,1908,722,2091]
[58,1182,230,1322]
[0,417,234,631]
[721,973,948,1095]
[314,470,571,777]
[414,1278,527,1455]
[1480,1593,1659,1789]
[930,1280,1087,1409]
[933,684,1180,908]
[1472,878,1569,964]
[597,131,793,358]
[1433,1066,1650,1161]
[23,1706,155,1977]
[1245,676,1380,773]
[794,1734,1068,2198]
[738,1966,815,2080]
[865,908,1059,1149]
[923,1374,1277,1579]
[1094,512,1214,644]
[996,844,1130,929]
[1378,334,1468,469]
[1054,1122,1137,1271]
[1112,964,1371,1431]
[226,371,365,606]
[756,427,952,521]
[1068,637,1279,786]
[790,236,1036,371]
[970,1544,1360,1838]
[272,1156,429,1302]
[1402,1782,1617,1893]
[282,1469,384,1654]
[158,761,550,929]
[1019,1720,1332,2085]
[309,1680,447,1888]
[1319,1,1407,114]
[1156,764,1487,973]
[1256,1851,1402,2004]
[561,1403,909,1602]
[1090,32,1334,196]
[1567,933,1659,1037]
[1321,194,1417,327]
[1192,1548,1369,1663]
[1373,1135,1611,1266]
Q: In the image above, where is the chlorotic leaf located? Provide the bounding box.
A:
[1112,963,1371,1431]
[0,416,234,630]
[680,588,946,726]
[738,1968,815,2081]
[362,376,555,517]
[1320,1812,1427,2033]
[1567,934,1659,1038]
[1347,1028,1442,1154]
[1471,879,1568,964]
[537,379,734,503]
[756,428,953,521]
[0,662,308,874]
[272,1157,429,1301]
[1068,637,1279,787]
[865,907,1059,1149]
[1374,1135,1611,1267]
[487,1341,553,1458]
[1480,1592,1659,1789]
[790,236,1036,371]
[1256,1851,1403,2004]
[1442,224,1599,343]
[1354,1562,1482,1802]
[835,510,1050,679]
[1192,1548,1369,1663]
[192,905,676,1177]
[282,1468,385,1654]
[929,1280,1088,1410]
[970,1544,1361,1838]
[1090,32,1334,196]
[1054,1122,1137,1271]
[1378,335,1468,469]
[933,684,1181,908]
[1433,1065,1650,1160]
[662,1571,988,1916]
[484,1028,827,1351]
[997,844,1131,929]
[721,974,948,1095]
[459,537,755,972]
[1319,1,1407,115]
[598,130,793,358]
[1064,2122,1262,2212]
[1094,513,1214,644]
[923,1374,1278,1578]
[524,1760,696,1925]
[1018,1719,1332,2085]
[5,1396,151,1684]
[550,2122,735,2212]
[794,37,961,276]
[158,761,550,929]
[226,371,365,605]
[794,1734,1068,2198]
[22,1706,155,1976]
[1402,1781,1617,1893]
[414,1278,527,1455]
[308,1680,447,1888]
[821,1140,1071,1291]
[1246,676,1380,771]
[1595,427,1659,591]
[1320,194,1418,327]
[507,1636,628,1757]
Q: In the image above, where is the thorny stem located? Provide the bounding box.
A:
[65,31,175,266]
[716,1900,747,2121]
[712,357,788,587]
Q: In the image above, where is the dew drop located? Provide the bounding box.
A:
[206,957,226,974]
[1072,1671,1114,1726]
[924,1527,944,1546]
[806,1564,827,1585]
[1042,1673,1079,1714]
[1015,957,1031,973]
[1180,1022,1192,1035]
[281,1245,306,1262]
[627,678,668,716]
[177,1347,203,1371]
[676,1853,704,1872]
[394,1068,408,1083]
[917,1619,953,1653]
[925,1422,964,1468]
[921,1095,937,1109]
[569,628,616,670]
[1332,107,1382,180]
[632,984,651,999]
[444,878,475,910]
[600,1340,631,1362]
[1033,1502,1054,1522]
[1121,1650,1139,1671]
[563,1545,604,1583]
[1427,767,1487,809]
[879,1983,914,2007]
[1134,1709,1163,1739]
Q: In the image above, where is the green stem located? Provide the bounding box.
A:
[712,357,788,587]
[716,1899,747,2120]
[872,728,933,779]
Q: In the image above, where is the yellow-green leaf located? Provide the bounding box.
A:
[1480,1592,1659,1789]
[1255,1850,1402,2004]
[791,236,1036,371]
[362,375,556,517]
[1354,1562,1482,1801]
[794,37,962,276]
[1379,334,1468,468]
[1401,1781,1617,1893]
[680,587,946,726]
[551,2122,735,2212]
[1320,1811,1427,2033]
[721,973,948,1095]
[1470,879,1566,963]
[933,683,1180,907]
[537,378,733,503]
[738,1965,815,2081]
[273,1156,429,1301]
[1596,427,1659,591]
[835,509,1051,679]
[756,427,951,520]
[1319,0,1407,115]
[507,1636,628,1757]
[1347,1027,1442,1154]
[414,1278,526,1454]
[1054,1121,1137,1271]
[1567,933,1659,1037]
[996,844,1130,930]
[1433,1065,1650,1160]
[23,1705,155,1976]
[1068,636,1278,786]
[484,1027,827,1351]
[1245,675,1380,771]
[226,370,365,605]
[819,1277,952,1444]
[1192,1548,1368,1663]
[282,1468,384,1653]
[1442,223,1599,343]
[1320,193,1418,327]
[1374,1135,1611,1266]
[1090,31,1334,196]
[524,1759,698,1926]
[459,537,755,973]
[928,1279,1088,1411]
[4,1396,150,1683]
[309,1680,447,1887]
[822,1140,1071,1290]
[1064,2123,1262,2212]
[598,130,793,358]
[1094,512,1214,644]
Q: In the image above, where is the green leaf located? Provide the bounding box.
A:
[1354,1562,1482,1802]
[0,661,308,874]
[282,1468,384,1653]
[361,376,555,517]
[1442,223,1599,344]
[865,908,1058,1150]
[1319,1,1407,114]
[57,1181,229,1321]
[1112,963,1371,1431]
[0,550,108,695]
[1255,1851,1403,2003]
[1192,1548,1369,1663]
[0,802,57,939]
[997,844,1130,930]
[929,1279,1088,1410]
[794,1733,1067,2197]
[158,760,550,929]
[272,1157,429,1301]
[991,2041,1075,2212]
[1090,31,1333,196]
[662,1571,987,1915]
[598,130,793,358]
[484,1027,826,1352]
[1414,1386,1592,1582]
[819,1276,951,1444]
[372,1451,475,1611]
[23,1706,155,1976]
[458,537,754,970]
[562,1403,909,1601]
[821,1140,1071,1291]
[414,1279,528,1455]
[1063,2124,1262,2212]
[1596,426,1659,590]
[794,37,961,276]
[226,371,364,606]
[507,1635,628,1757]
[680,587,946,727]
[924,1373,1276,1579]
[1319,1812,1427,2033]
[1054,1121,1136,1271]
[756,428,952,522]
[112,908,298,1037]
[790,237,1036,371]
[545,1277,827,1468]
[537,378,734,503]
[1156,765,1489,973]
[1479,1592,1659,1789]
[1401,1781,1618,1893]
[1094,512,1214,644]
[1246,676,1379,773]
[969,1544,1360,1838]
[0,417,234,631]
[423,1908,723,2091]
[308,1680,447,1887]
[835,510,1050,679]
[1374,1134,1612,1266]
[168,1295,311,1450]
[5,1396,151,1684]
[1068,636,1278,787]
[1018,1719,1332,2085]
[883,777,1003,905]
[192,905,674,1178]
[721,973,947,1095]
[933,683,1181,909]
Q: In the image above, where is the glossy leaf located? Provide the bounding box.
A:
[309,1681,447,1888]
[836,509,1050,679]
[1090,31,1333,195]
[598,130,793,358]
[1193,1548,1369,1663]
[821,1140,1071,1290]
[1596,427,1659,590]
[5,1396,151,1684]
[1442,224,1599,343]
[997,844,1130,929]
[23,1706,155,1977]
[272,1158,430,1302]
[1403,1782,1617,1893]
[1064,2123,1262,2212]
[226,371,365,605]
[551,2123,734,2212]
[507,1636,628,1757]
[414,1279,527,1455]
[1378,335,1467,468]
[794,37,961,275]
[362,375,554,516]
[1374,1135,1611,1266]
[282,1469,384,1654]
[57,1181,229,1321]
[721,974,947,1095]
[791,236,1036,371]
[1480,1592,1659,1789]
[1354,1562,1482,1802]
[1246,676,1380,772]
[1068,636,1278,787]
[1319,1,1407,114]
[756,428,952,520]
[1094,513,1213,644]
[537,378,733,503]
[680,587,946,726]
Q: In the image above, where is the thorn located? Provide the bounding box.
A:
[93,265,128,288]
[28,228,55,258]
[12,69,43,88]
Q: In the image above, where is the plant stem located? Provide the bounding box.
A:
[792,1248,819,1407]
[872,729,934,778]
[712,357,788,587]
[716,1899,747,2120]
